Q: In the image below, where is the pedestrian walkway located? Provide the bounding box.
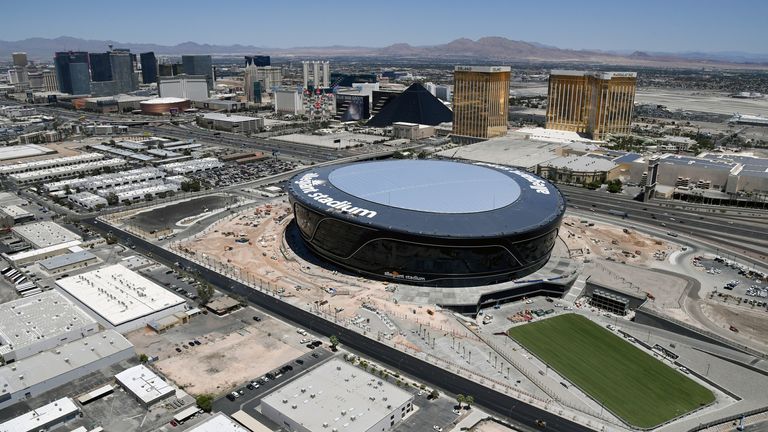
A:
[563,277,587,304]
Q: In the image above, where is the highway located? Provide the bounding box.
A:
[559,185,768,267]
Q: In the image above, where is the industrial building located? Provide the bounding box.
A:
[0,330,134,410]
[11,221,82,248]
[198,113,264,133]
[288,160,565,287]
[0,144,56,162]
[0,398,80,432]
[140,97,192,116]
[546,70,637,140]
[68,192,108,209]
[115,364,175,407]
[0,205,34,226]
[0,153,104,176]
[39,250,99,275]
[45,167,166,192]
[159,75,209,100]
[55,264,187,333]
[2,240,83,266]
[0,290,99,362]
[8,158,127,185]
[452,66,511,139]
[186,413,249,432]
[261,359,414,432]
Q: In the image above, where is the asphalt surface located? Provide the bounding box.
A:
[128,195,237,232]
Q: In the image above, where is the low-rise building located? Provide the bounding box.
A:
[198,113,264,133]
[8,158,127,185]
[0,398,80,432]
[0,330,134,410]
[185,413,249,432]
[392,122,436,140]
[68,191,108,209]
[261,359,414,432]
[0,290,99,362]
[11,221,82,248]
[537,155,620,185]
[160,158,223,175]
[115,364,175,407]
[38,250,99,275]
[0,205,34,226]
[56,264,187,333]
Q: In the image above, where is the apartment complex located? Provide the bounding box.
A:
[546,70,637,140]
[452,65,511,139]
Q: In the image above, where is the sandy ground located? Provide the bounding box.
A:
[154,326,304,395]
[174,202,474,342]
[471,419,517,432]
[127,307,310,396]
[560,216,672,267]
[700,302,768,351]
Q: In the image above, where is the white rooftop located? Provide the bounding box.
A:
[55,264,186,327]
[115,364,174,404]
[0,330,133,397]
[516,127,604,144]
[0,290,97,358]
[0,397,79,432]
[262,359,413,432]
[0,144,55,162]
[142,97,188,104]
[185,413,249,432]
[11,221,81,248]
[0,205,32,219]
[540,154,618,172]
[202,113,261,123]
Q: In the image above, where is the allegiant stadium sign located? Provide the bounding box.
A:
[295,173,378,218]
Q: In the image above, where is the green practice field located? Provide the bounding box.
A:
[507,314,714,428]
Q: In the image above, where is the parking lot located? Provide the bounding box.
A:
[141,263,201,301]
[697,256,768,311]
[189,159,298,189]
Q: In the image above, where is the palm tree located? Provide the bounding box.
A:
[456,394,465,408]
[464,395,474,408]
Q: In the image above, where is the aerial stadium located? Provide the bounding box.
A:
[287,160,566,288]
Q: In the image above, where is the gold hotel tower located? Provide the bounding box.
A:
[545,70,637,140]
[452,66,511,139]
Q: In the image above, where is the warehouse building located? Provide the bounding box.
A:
[8,158,127,185]
[0,204,34,226]
[11,221,82,248]
[39,250,99,275]
[0,290,99,362]
[46,167,166,192]
[115,364,175,407]
[68,192,108,209]
[56,264,187,333]
[186,413,249,432]
[0,153,103,176]
[198,113,264,133]
[2,240,82,266]
[0,330,134,410]
[261,359,414,432]
[0,397,80,432]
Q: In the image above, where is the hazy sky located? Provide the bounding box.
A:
[2,0,766,53]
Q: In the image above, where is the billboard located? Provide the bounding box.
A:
[336,94,369,121]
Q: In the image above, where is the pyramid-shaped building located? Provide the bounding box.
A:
[366,83,453,127]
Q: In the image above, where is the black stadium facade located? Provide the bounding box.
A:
[287,160,566,287]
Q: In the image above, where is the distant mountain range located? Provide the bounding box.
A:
[2,36,767,68]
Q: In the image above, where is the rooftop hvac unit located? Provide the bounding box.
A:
[291,404,297,409]
[323,423,328,428]
[310,393,316,398]
[341,410,346,416]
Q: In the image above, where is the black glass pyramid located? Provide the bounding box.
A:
[366,83,453,127]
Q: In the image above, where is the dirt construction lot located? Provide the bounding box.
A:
[128,307,309,396]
